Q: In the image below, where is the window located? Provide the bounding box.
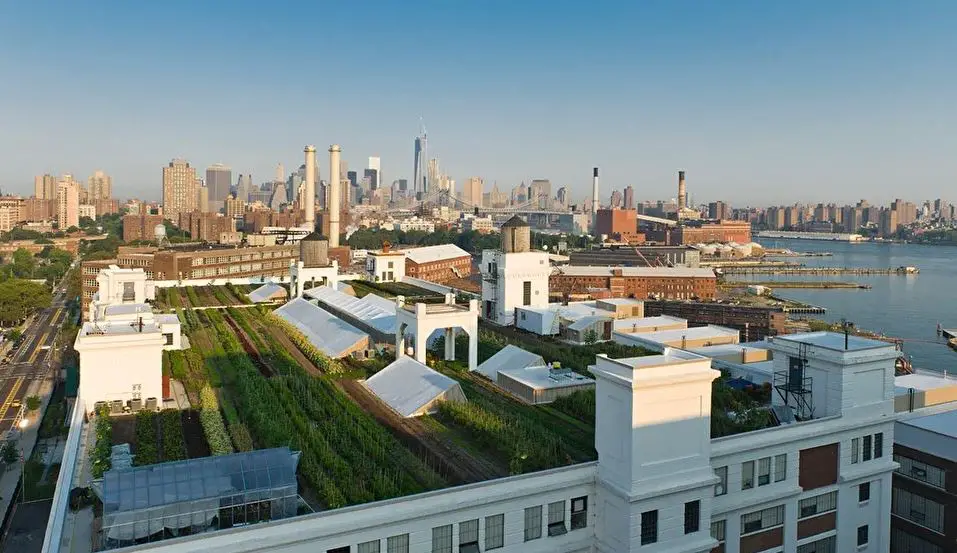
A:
[758,456,772,486]
[774,454,787,482]
[570,496,587,530]
[892,487,946,533]
[524,506,542,541]
[851,438,860,464]
[857,525,869,546]
[485,514,504,550]
[459,519,479,553]
[742,460,755,489]
[328,548,350,553]
[684,501,700,534]
[387,534,409,553]
[891,527,943,553]
[640,510,658,545]
[547,501,567,536]
[874,432,883,458]
[358,541,380,553]
[797,536,836,553]
[710,520,726,543]
[741,505,785,535]
[859,482,871,502]
[523,281,531,305]
[164,333,174,345]
[388,261,393,269]
[714,466,728,495]
[862,435,872,461]
[894,454,946,488]
[799,491,838,519]
[432,525,452,553]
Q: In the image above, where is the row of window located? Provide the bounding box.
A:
[851,432,884,464]
[892,486,946,533]
[639,500,700,545]
[330,497,587,553]
[894,453,946,489]
[891,526,942,553]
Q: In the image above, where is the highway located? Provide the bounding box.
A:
[0,287,68,434]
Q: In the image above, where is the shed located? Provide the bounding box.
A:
[474,344,546,380]
[248,283,288,303]
[564,315,613,344]
[364,357,466,417]
[496,365,595,404]
[273,298,370,358]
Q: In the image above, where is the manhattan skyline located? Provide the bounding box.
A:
[2,1,956,204]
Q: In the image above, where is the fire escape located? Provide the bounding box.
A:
[774,342,815,420]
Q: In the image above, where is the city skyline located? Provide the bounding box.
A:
[3,2,957,204]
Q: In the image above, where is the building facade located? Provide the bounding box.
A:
[404,245,472,284]
[595,208,644,243]
[550,266,717,301]
[206,163,232,212]
[569,246,702,268]
[123,213,167,242]
[57,178,80,229]
[481,216,551,325]
[162,159,199,222]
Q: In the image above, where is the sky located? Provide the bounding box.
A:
[1,1,956,206]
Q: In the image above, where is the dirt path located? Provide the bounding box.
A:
[222,312,273,377]
[338,379,505,484]
[263,324,324,377]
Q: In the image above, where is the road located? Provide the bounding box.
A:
[0,288,68,434]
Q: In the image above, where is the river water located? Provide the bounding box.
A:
[741,238,957,372]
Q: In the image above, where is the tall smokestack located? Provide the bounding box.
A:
[677,170,687,209]
[591,167,599,215]
[328,145,342,247]
[304,146,317,230]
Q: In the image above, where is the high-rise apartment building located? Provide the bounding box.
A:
[34,174,57,200]
[368,157,381,190]
[57,177,80,229]
[413,132,427,194]
[463,177,483,207]
[891,199,918,227]
[205,164,232,212]
[87,170,112,202]
[162,159,199,222]
[224,194,246,220]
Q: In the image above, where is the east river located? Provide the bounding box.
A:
[741,238,957,372]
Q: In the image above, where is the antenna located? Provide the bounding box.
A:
[840,318,855,350]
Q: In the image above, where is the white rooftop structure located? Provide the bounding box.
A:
[403,244,470,265]
[475,344,545,380]
[613,324,740,351]
[248,283,288,303]
[895,370,957,394]
[611,315,687,332]
[98,303,183,350]
[364,357,466,417]
[896,409,957,462]
[552,265,715,278]
[305,285,396,335]
[273,298,370,358]
[496,365,595,404]
[75,319,165,412]
[396,294,479,371]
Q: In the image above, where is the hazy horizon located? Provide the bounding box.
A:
[2,1,956,206]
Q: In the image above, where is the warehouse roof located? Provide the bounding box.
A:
[613,325,739,350]
[567,315,611,332]
[305,285,396,334]
[248,283,288,303]
[365,357,465,417]
[273,298,369,358]
[612,315,687,331]
[553,266,715,278]
[498,366,594,391]
[403,244,471,265]
[475,344,546,380]
[897,410,957,462]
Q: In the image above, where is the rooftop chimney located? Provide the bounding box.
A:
[328,145,342,247]
[591,167,600,215]
[303,146,317,231]
[677,170,687,209]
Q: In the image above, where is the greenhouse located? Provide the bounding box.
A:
[93,447,301,550]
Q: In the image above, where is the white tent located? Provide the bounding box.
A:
[364,357,466,417]
[273,298,369,358]
[248,283,288,303]
[474,344,546,381]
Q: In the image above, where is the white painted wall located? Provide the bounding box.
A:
[367,253,405,283]
[75,330,164,411]
[481,249,550,325]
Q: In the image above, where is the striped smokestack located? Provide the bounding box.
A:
[591,167,599,215]
[677,170,687,209]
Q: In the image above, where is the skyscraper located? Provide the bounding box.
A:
[364,169,379,191]
[57,176,80,229]
[163,159,199,222]
[87,170,113,202]
[413,130,428,195]
[367,157,381,190]
[34,174,56,200]
[623,185,634,210]
[463,177,483,207]
[205,164,232,212]
[235,174,253,203]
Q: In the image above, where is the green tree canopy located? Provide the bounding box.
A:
[0,279,52,325]
[11,248,36,279]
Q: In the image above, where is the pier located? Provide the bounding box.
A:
[720,266,919,276]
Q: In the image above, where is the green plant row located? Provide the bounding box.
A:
[199,385,234,455]
[161,409,187,461]
[133,410,158,466]
[185,287,201,308]
[266,312,344,375]
[209,286,234,306]
[168,288,182,309]
[91,405,113,478]
[549,389,596,426]
[229,422,254,452]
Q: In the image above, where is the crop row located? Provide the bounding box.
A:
[91,405,112,478]
[199,385,234,455]
[201,308,444,507]
[549,389,596,426]
[266,312,344,375]
[161,409,187,461]
[134,411,159,466]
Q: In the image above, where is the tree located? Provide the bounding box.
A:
[66,226,80,234]
[583,328,599,344]
[25,395,40,411]
[11,248,36,279]
[1,441,17,464]
[0,279,52,325]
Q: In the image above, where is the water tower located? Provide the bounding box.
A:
[154,223,170,248]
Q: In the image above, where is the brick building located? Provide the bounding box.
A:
[94,198,120,217]
[648,220,752,245]
[243,209,302,233]
[594,208,644,243]
[178,211,235,242]
[643,300,786,340]
[123,213,166,241]
[403,244,472,284]
[550,266,716,300]
[23,198,56,222]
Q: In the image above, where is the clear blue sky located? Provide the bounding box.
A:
[2,1,955,206]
